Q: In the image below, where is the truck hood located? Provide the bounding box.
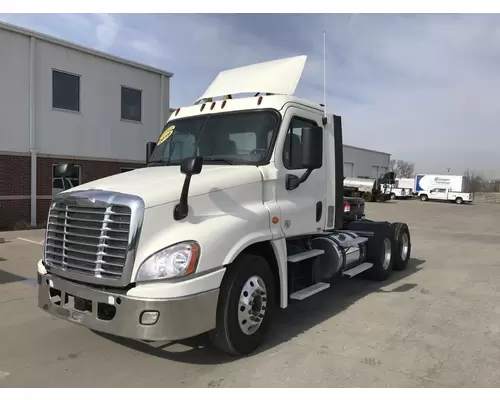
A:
[63,165,264,208]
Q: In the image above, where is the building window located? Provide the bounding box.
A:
[121,86,142,122]
[52,70,80,112]
[52,164,81,196]
[283,117,318,170]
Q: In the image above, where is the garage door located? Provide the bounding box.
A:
[371,166,380,179]
[344,162,354,177]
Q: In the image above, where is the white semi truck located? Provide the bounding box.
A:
[37,56,412,356]
[415,174,473,204]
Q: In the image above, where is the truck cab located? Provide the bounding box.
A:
[37,56,412,356]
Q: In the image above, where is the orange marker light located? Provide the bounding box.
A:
[272,216,280,224]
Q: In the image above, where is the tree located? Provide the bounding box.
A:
[463,168,487,193]
[389,159,415,178]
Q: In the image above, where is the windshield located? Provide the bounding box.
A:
[148,110,280,166]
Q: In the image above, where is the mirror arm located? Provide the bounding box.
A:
[286,168,313,190]
[297,169,313,185]
[174,175,192,221]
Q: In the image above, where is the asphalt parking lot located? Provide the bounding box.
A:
[1,199,500,387]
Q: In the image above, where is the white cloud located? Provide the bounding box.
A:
[94,13,120,50]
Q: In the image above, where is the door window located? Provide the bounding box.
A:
[283,117,318,170]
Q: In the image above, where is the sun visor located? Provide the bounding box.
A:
[196,55,307,102]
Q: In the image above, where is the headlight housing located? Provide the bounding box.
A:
[136,241,200,282]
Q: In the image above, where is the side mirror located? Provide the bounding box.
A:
[181,156,203,176]
[146,142,156,164]
[54,162,78,178]
[301,126,323,170]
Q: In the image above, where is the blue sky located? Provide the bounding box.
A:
[1,13,500,177]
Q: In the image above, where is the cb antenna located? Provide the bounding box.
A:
[323,30,327,119]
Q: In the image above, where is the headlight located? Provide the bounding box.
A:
[136,241,200,282]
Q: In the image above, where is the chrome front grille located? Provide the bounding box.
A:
[45,203,131,279]
[43,190,145,286]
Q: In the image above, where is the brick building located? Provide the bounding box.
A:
[0,22,173,230]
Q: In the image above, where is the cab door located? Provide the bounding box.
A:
[274,106,326,237]
[433,188,448,200]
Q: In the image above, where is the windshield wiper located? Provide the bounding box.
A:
[203,157,237,165]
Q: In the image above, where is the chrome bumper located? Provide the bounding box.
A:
[38,272,220,341]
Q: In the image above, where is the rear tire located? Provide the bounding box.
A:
[390,222,411,271]
[209,253,275,356]
[347,221,394,281]
[390,193,396,200]
[455,197,463,204]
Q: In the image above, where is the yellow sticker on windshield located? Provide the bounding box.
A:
[157,125,175,145]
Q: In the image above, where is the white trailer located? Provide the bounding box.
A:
[397,178,415,191]
[390,178,414,199]
[37,56,412,356]
[415,174,473,204]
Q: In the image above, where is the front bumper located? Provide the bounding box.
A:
[38,272,220,342]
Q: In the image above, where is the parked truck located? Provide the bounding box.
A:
[343,173,395,202]
[389,178,414,200]
[343,196,365,225]
[415,174,473,204]
[37,56,412,356]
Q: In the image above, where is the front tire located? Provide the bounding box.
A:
[209,253,275,356]
[420,194,428,201]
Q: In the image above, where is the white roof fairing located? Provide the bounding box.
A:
[197,55,307,102]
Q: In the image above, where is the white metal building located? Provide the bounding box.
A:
[0,21,173,230]
[343,144,391,179]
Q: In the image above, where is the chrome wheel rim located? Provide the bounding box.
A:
[238,275,267,335]
[383,238,392,269]
[401,232,409,260]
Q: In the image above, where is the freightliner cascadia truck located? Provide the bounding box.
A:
[37,56,412,356]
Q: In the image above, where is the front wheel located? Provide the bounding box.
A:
[390,193,396,200]
[209,253,275,356]
[420,194,428,201]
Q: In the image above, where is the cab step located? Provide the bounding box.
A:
[290,282,330,300]
[342,262,373,278]
[287,249,325,263]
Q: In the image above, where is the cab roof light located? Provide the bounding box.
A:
[257,96,263,105]
[175,108,180,116]
[210,102,216,110]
